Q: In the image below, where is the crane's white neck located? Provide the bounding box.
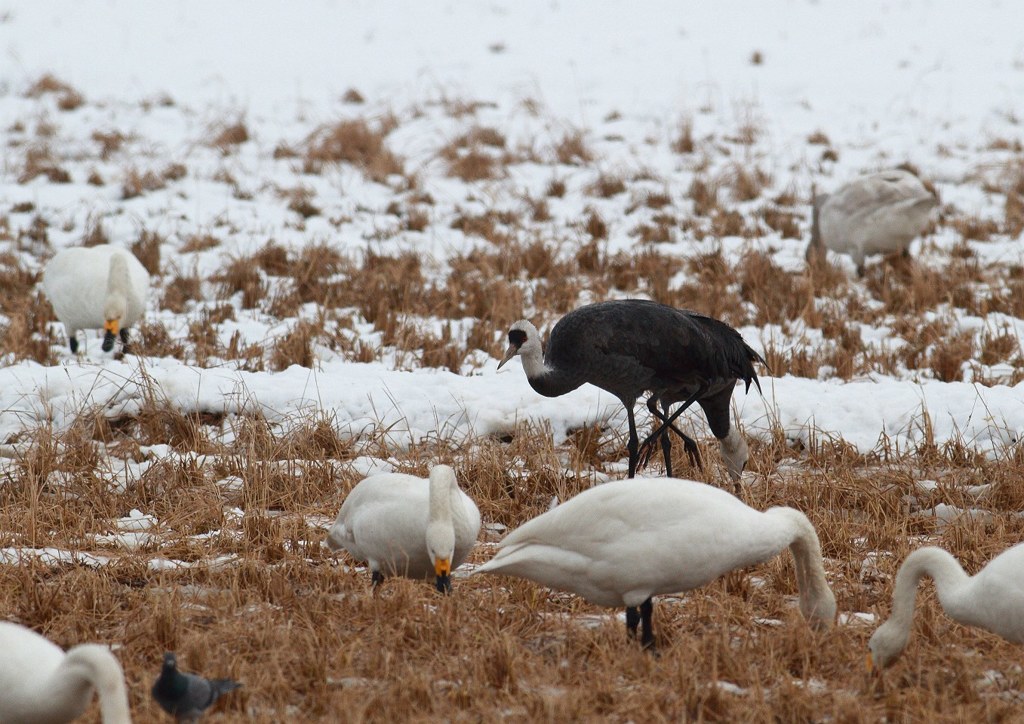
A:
[869,547,970,668]
[50,644,132,724]
[506,320,548,376]
[767,507,836,629]
[501,319,585,397]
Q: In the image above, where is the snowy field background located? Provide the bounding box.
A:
[1,0,1023,458]
[1,2,1024,719]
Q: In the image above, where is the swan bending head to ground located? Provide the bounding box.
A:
[807,168,937,275]
[326,464,481,593]
[42,244,150,354]
[0,621,131,723]
[475,477,835,648]
[868,542,1024,670]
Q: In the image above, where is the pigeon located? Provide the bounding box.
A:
[152,652,241,722]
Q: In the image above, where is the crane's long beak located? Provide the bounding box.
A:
[434,557,452,594]
[497,344,518,370]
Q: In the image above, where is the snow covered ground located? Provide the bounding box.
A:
[2,0,1023,459]
[1,2,1023,718]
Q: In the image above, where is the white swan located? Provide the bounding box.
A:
[42,244,150,354]
[807,168,937,274]
[475,478,836,648]
[0,621,132,723]
[326,464,482,592]
[868,542,1024,670]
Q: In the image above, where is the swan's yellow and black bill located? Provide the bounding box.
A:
[104,319,120,336]
[434,557,452,594]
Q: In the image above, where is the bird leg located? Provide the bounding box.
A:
[119,327,131,355]
[640,597,655,650]
[625,405,640,478]
[625,605,640,639]
[642,398,704,476]
[637,385,707,471]
[646,398,674,477]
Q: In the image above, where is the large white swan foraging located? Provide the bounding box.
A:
[807,168,937,274]
[42,244,150,354]
[475,478,836,648]
[868,542,1024,670]
[0,621,132,723]
[326,464,481,593]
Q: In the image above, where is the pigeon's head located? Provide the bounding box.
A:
[162,652,178,672]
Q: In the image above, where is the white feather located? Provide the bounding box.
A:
[326,464,481,581]
[868,542,1024,669]
[811,168,937,270]
[475,478,835,625]
[0,621,132,724]
[42,245,150,352]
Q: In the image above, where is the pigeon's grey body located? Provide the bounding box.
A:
[152,652,240,723]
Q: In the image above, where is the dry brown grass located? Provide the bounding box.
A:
[1,411,1023,722]
[303,117,404,182]
[8,89,1024,721]
[25,73,84,111]
[18,145,72,184]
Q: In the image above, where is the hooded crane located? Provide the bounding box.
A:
[498,300,764,483]
[806,168,938,275]
[42,244,150,354]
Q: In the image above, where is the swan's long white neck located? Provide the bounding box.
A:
[868,546,973,668]
[49,644,132,724]
[426,466,460,560]
[889,547,970,632]
[766,507,836,628]
[103,254,132,321]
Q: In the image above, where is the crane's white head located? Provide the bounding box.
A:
[719,427,749,482]
[497,319,541,370]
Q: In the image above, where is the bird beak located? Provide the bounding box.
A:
[102,319,119,352]
[496,344,518,370]
[434,557,452,594]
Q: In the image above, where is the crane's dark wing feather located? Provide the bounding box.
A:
[544,300,763,400]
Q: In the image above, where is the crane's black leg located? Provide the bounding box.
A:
[646,398,673,476]
[625,404,639,478]
[638,384,708,467]
[625,605,640,639]
[646,403,702,468]
[640,597,655,650]
[661,400,704,474]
